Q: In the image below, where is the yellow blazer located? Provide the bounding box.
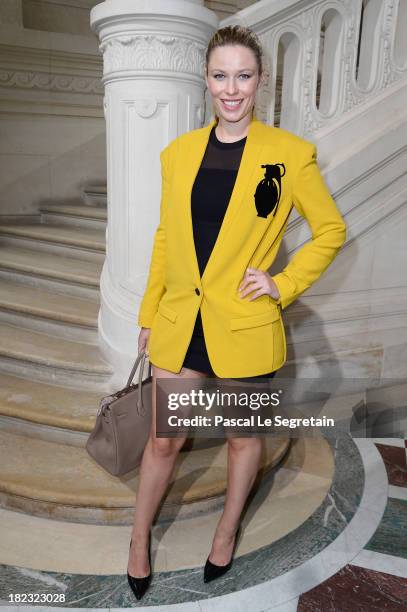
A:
[138,113,346,377]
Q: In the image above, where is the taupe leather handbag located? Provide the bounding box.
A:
[86,350,152,476]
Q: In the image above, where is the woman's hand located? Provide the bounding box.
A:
[138,327,151,354]
[238,267,281,301]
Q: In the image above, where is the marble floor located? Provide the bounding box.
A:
[0,434,406,611]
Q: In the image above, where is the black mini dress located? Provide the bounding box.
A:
[181,125,276,381]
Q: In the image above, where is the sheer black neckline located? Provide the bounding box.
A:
[200,126,247,171]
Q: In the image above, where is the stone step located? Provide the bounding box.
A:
[0,244,102,298]
[0,277,99,341]
[0,373,100,448]
[0,428,290,524]
[0,222,105,256]
[0,372,99,446]
[0,322,113,389]
[0,277,98,327]
[39,203,107,230]
[84,184,107,194]
[39,203,107,221]
[83,185,107,207]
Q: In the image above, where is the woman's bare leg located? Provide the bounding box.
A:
[128,363,210,578]
[208,436,262,565]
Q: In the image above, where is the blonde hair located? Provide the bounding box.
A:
[205,25,264,77]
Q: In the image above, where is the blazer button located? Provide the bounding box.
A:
[195,288,200,295]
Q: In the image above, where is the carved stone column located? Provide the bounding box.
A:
[90,0,217,380]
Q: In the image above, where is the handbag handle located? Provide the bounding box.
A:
[126,350,152,416]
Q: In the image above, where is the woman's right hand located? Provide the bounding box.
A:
[138,327,151,355]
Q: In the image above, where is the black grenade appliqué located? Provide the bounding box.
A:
[254,163,286,218]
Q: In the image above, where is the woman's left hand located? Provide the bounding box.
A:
[238,267,280,301]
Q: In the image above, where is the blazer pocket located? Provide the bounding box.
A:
[230,308,280,331]
[158,302,178,324]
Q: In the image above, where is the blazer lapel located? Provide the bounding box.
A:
[180,113,267,284]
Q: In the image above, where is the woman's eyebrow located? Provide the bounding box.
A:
[209,68,255,73]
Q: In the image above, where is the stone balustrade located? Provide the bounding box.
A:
[222,0,407,135]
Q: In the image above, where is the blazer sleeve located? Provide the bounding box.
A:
[137,144,171,328]
[271,143,346,310]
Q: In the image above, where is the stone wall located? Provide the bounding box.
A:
[21,0,258,35]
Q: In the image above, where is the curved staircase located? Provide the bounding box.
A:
[0,196,290,525]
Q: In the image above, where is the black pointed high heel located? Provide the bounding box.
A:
[127,532,152,600]
[204,525,241,583]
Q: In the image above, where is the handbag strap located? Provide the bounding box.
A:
[126,350,145,387]
[126,350,152,416]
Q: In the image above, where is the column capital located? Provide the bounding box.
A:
[91,0,218,82]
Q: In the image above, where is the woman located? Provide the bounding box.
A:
[127,25,346,600]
